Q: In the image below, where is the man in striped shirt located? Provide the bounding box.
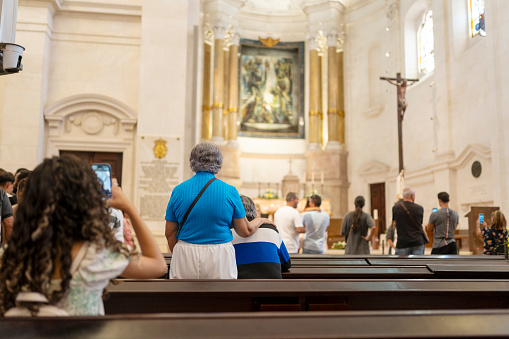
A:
[232,195,291,279]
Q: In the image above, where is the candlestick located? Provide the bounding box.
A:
[303,172,306,184]
[311,172,315,184]
[320,172,324,184]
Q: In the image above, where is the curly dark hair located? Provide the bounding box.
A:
[0,155,132,315]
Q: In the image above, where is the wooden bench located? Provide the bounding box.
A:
[104,279,509,314]
[163,255,509,279]
[4,310,509,338]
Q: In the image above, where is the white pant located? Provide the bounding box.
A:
[169,241,237,279]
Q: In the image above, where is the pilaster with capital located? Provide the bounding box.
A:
[227,31,240,146]
[211,23,228,144]
[308,33,322,147]
[201,33,212,140]
[326,29,340,146]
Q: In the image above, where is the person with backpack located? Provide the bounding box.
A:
[476,210,508,255]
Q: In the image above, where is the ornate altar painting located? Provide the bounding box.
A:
[239,40,304,138]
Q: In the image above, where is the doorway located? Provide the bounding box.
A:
[370,183,386,235]
[59,151,123,186]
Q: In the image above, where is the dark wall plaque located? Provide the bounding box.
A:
[471,161,482,178]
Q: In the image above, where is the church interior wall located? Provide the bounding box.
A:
[345,0,509,230]
[46,13,141,112]
[344,0,400,218]
[0,3,54,170]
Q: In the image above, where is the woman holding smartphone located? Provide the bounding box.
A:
[0,155,167,316]
[476,210,508,255]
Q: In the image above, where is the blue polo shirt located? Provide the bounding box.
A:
[165,172,246,244]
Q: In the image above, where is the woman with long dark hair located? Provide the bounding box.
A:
[340,196,376,254]
[0,155,166,316]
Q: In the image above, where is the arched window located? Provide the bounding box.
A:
[418,9,434,74]
[470,0,486,37]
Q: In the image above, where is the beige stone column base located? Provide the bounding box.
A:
[217,144,241,187]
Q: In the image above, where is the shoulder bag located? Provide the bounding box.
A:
[400,202,429,244]
[176,177,216,240]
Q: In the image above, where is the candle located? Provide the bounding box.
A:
[321,172,324,184]
[373,209,378,220]
[303,172,306,184]
[312,172,315,184]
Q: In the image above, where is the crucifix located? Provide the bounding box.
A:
[379,72,418,173]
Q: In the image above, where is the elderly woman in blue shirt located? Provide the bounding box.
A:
[165,142,273,279]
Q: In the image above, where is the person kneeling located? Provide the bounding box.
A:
[232,195,291,279]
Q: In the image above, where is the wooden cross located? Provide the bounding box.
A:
[379,72,418,172]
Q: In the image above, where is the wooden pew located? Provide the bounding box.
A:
[163,255,509,279]
[104,279,509,314]
[4,310,509,338]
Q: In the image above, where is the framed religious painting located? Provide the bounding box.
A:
[238,39,304,138]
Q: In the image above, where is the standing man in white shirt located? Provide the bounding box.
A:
[274,192,304,254]
[302,194,330,254]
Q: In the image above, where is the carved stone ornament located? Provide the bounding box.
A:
[153,138,168,159]
[65,111,120,135]
[386,0,400,26]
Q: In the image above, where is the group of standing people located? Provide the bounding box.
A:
[341,186,507,256]
[273,192,330,255]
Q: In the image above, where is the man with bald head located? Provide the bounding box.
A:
[392,187,425,255]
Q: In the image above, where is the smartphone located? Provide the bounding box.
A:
[479,213,485,224]
[432,208,438,213]
[92,163,112,197]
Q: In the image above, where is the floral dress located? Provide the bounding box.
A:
[480,227,508,255]
[51,242,129,315]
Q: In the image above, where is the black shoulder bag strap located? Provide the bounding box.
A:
[176,177,216,240]
[401,201,429,243]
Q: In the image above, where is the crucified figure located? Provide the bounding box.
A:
[380,73,418,173]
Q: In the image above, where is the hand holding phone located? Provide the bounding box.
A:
[479,213,485,224]
[92,163,112,197]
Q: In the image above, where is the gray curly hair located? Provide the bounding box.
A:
[240,195,257,222]
[189,142,223,174]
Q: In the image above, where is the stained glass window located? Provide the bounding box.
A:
[470,0,486,37]
[418,10,434,74]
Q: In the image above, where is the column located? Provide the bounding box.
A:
[211,24,227,144]
[337,49,345,144]
[201,42,212,140]
[308,35,322,149]
[227,33,240,147]
[222,44,230,140]
[326,30,340,149]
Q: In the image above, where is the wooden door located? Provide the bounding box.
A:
[59,151,123,186]
[370,183,386,235]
